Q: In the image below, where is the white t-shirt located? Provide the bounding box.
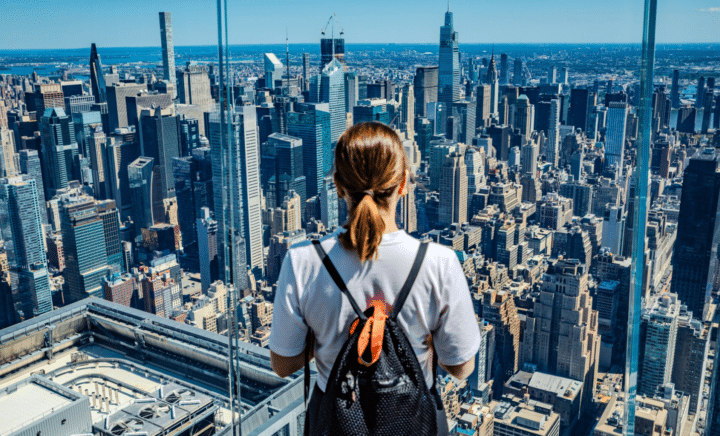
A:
[268,228,481,392]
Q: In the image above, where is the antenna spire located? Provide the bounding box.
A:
[286,27,290,89]
[447,0,450,12]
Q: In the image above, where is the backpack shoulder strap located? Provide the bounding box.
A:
[391,240,430,321]
[312,239,367,320]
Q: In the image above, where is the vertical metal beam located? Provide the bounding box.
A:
[624,0,656,435]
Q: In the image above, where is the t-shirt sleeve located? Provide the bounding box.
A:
[269,250,308,357]
[431,251,481,367]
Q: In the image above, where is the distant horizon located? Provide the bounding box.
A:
[1,41,718,54]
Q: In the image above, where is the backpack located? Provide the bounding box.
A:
[305,239,440,435]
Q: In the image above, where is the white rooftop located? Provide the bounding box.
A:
[0,382,71,434]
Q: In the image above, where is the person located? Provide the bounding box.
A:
[268,122,480,434]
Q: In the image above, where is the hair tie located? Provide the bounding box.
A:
[363,189,375,199]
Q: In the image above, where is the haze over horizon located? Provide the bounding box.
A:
[2,0,718,50]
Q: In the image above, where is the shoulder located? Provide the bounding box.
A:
[423,240,462,268]
[285,231,341,267]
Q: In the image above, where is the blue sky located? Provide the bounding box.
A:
[1,0,719,50]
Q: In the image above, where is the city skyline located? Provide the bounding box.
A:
[2,0,719,50]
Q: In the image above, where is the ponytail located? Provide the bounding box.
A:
[333,122,409,263]
[339,193,386,262]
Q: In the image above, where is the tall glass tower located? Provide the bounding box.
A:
[0,176,51,319]
[210,105,264,287]
[438,9,460,108]
[89,43,107,104]
[605,102,629,179]
[288,102,331,200]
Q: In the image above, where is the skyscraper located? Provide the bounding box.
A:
[309,59,346,145]
[696,76,705,107]
[39,107,79,198]
[639,293,679,396]
[139,106,181,200]
[33,84,64,119]
[288,102,331,199]
[267,133,306,211]
[60,195,110,303]
[513,95,534,139]
[196,207,219,293]
[520,259,600,412]
[481,289,521,397]
[210,105,264,289]
[414,66,439,118]
[475,84,491,129]
[521,141,538,177]
[89,43,107,104]
[106,129,140,219]
[671,70,680,108]
[96,199,123,273]
[500,53,509,85]
[128,156,160,231]
[605,102,628,179]
[88,125,109,199]
[106,82,147,131]
[18,149,48,224]
[486,54,499,116]
[671,148,720,318]
[547,99,561,168]
[400,83,415,139]
[0,176,51,320]
[0,128,18,178]
[438,9,460,108]
[264,53,284,90]
[302,53,310,91]
[159,12,176,92]
[438,152,467,226]
[513,58,523,86]
[176,63,214,112]
[568,88,591,133]
[547,65,557,84]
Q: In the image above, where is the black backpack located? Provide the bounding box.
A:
[305,239,440,435]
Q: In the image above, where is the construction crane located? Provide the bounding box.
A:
[320,13,344,38]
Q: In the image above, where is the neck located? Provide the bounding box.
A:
[378,205,400,234]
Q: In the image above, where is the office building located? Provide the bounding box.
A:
[87,125,109,199]
[568,88,591,132]
[171,151,213,248]
[0,128,18,178]
[264,53,284,90]
[288,102,331,199]
[60,195,111,303]
[89,43,107,104]
[0,176,51,320]
[106,82,147,131]
[671,148,720,318]
[547,99,561,168]
[309,59,346,145]
[670,69,680,108]
[210,105,263,289]
[452,100,476,145]
[302,52,310,90]
[438,8,460,107]
[476,84,491,129]
[128,156,160,231]
[344,71,358,113]
[559,180,593,217]
[513,58,523,86]
[176,62,213,112]
[400,83,415,138]
[33,84,65,119]
[139,106,181,200]
[106,128,140,218]
[429,138,457,191]
[266,133,306,211]
[439,152,467,226]
[513,95,534,139]
[465,146,485,195]
[521,141,538,177]
[196,207,219,293]
[18,149,48,223]
[605,102,628,179]
[672,309,710,415]
[481,289,521,396]
[414,65,438,118]
[487,54,500,115]
[159,12,176,92]
[500,53,509,84]
[353,98,391,125]
[72,110,103,157]
[521,259,600,412]
[638,293,680,396]
[39,107,79,198]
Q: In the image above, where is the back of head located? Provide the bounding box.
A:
[334,122,409,262]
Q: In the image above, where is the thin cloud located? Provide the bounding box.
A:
[698,7,720,12]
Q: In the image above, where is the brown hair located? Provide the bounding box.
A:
[333,122,409,262]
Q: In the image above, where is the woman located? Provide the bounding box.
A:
[269,122,480,434]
